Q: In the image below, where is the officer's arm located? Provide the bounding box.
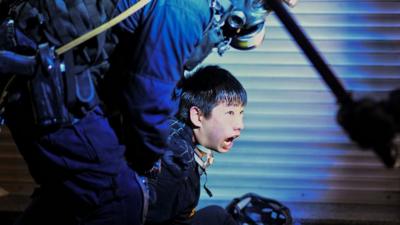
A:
[117,0,210,173]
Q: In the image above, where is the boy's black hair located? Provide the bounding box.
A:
[174,65,247,124]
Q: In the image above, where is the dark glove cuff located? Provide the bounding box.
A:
[387,89,400,131]
[125,145,162,175]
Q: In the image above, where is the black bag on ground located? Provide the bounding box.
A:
[226,193,293,225]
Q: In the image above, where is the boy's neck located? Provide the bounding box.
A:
[195,144,214,169]
[195,144,212,155]
[195,147,206,158]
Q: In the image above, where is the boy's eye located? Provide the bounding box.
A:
[226,111,235,115]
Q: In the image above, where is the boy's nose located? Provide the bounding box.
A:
[235,117,244,131]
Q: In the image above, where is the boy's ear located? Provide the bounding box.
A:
[189,106,203,127]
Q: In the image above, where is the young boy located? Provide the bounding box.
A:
[145,65,247,225]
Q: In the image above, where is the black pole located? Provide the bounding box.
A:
[265,0,353,105]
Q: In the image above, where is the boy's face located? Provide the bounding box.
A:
[192,102,245,153]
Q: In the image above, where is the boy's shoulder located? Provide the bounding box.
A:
[167,117,194,146]
[162,117,196,179]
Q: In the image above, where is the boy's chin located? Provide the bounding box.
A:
[216,147,231,153]
[203,144,231,153]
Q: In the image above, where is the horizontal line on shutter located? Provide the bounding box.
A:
[199,187,400,205]
[237,40,400,53]
[215,64,400,78]
[246,27,400,40]
[290,2,400,14]
[205,176,400,192]
[207,52,400,66]
[267,14,400,27]
[208,165,400,179]
[233,141,361,154]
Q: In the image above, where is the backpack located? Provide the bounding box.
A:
[226,193,293,225]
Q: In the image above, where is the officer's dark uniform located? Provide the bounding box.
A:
[3,1,145,225]
[1,0,213,224]
[145,119,237,225]
[108,0,213,173]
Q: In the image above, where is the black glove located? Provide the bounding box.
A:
[337,98,397,167]
[162,150,192,179]
[337,98,396,149]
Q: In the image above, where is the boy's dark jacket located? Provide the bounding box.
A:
[146,118,200,225]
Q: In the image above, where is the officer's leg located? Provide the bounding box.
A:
[191,205,238,225]
[83,165,144,225]
[14,168,145,225]
[13,187,81,225]
[8,106,145,225]
[63,108,145,225]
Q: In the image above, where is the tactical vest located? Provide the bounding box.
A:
[4,0,119,126]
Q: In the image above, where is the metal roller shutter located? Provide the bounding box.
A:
[199,1,400,223]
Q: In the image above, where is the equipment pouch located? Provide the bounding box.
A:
[0,18,37,53]
[29,43,72,127]
[0,18,17,50]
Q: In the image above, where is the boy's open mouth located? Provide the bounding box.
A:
[224,135,239,147]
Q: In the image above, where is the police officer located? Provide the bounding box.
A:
[2,0,146,225]
[0,0,295,225]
